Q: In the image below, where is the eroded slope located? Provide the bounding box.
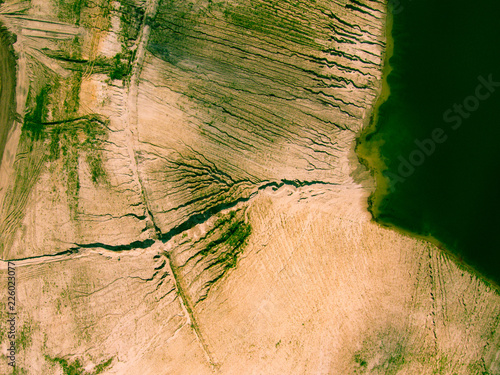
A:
[0,0,498,374]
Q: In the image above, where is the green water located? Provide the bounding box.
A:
[360,1,500,285]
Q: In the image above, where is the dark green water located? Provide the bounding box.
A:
[363,1,500,285]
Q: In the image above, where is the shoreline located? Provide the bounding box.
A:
[376,219,500,294]
[353,7,500,293]
[355,10,393,219]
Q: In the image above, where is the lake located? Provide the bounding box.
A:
[357,1,500,286]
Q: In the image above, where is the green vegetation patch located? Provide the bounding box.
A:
[223,0,317,46]
[200,210,252,270]
[353,327,408,374]
[56,0,87,25]
[119,0,145,41]
[81,51,135,83]
[11,366,28,375]
[147,0,198,64]
[45,52,134,83]
[22,73,108,218]
[49,357,85,375]
[55,0,112,33]
[354,352,367,368]
[94,357,113,374]
[23,86,51,140]
[148,0,320,63]
[49,115,108,216]
[108,52,133,81]
[16,322,33,351]
[46,356,113,375]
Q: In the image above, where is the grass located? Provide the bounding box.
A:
[148,0,318,65]
[119,0,145,41]
[86,152,106,184]
[354,353,367,367]
[16,322,32,351]
[147,0,196,64]
[94,357,113,374]
[65,147,80,217]
[23,86,50,140]
[46,113,108,216]
[23,73,109,218]
[81,117,107,184]
[57,0,87,25]
[109,53,132,81]
[46,357,85,375]
[222,0,317,46]
[11,366,28,375]
[64,71,82,116]
[200,210,252,270]
[45,356,113,375]
[88,52,134,82]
